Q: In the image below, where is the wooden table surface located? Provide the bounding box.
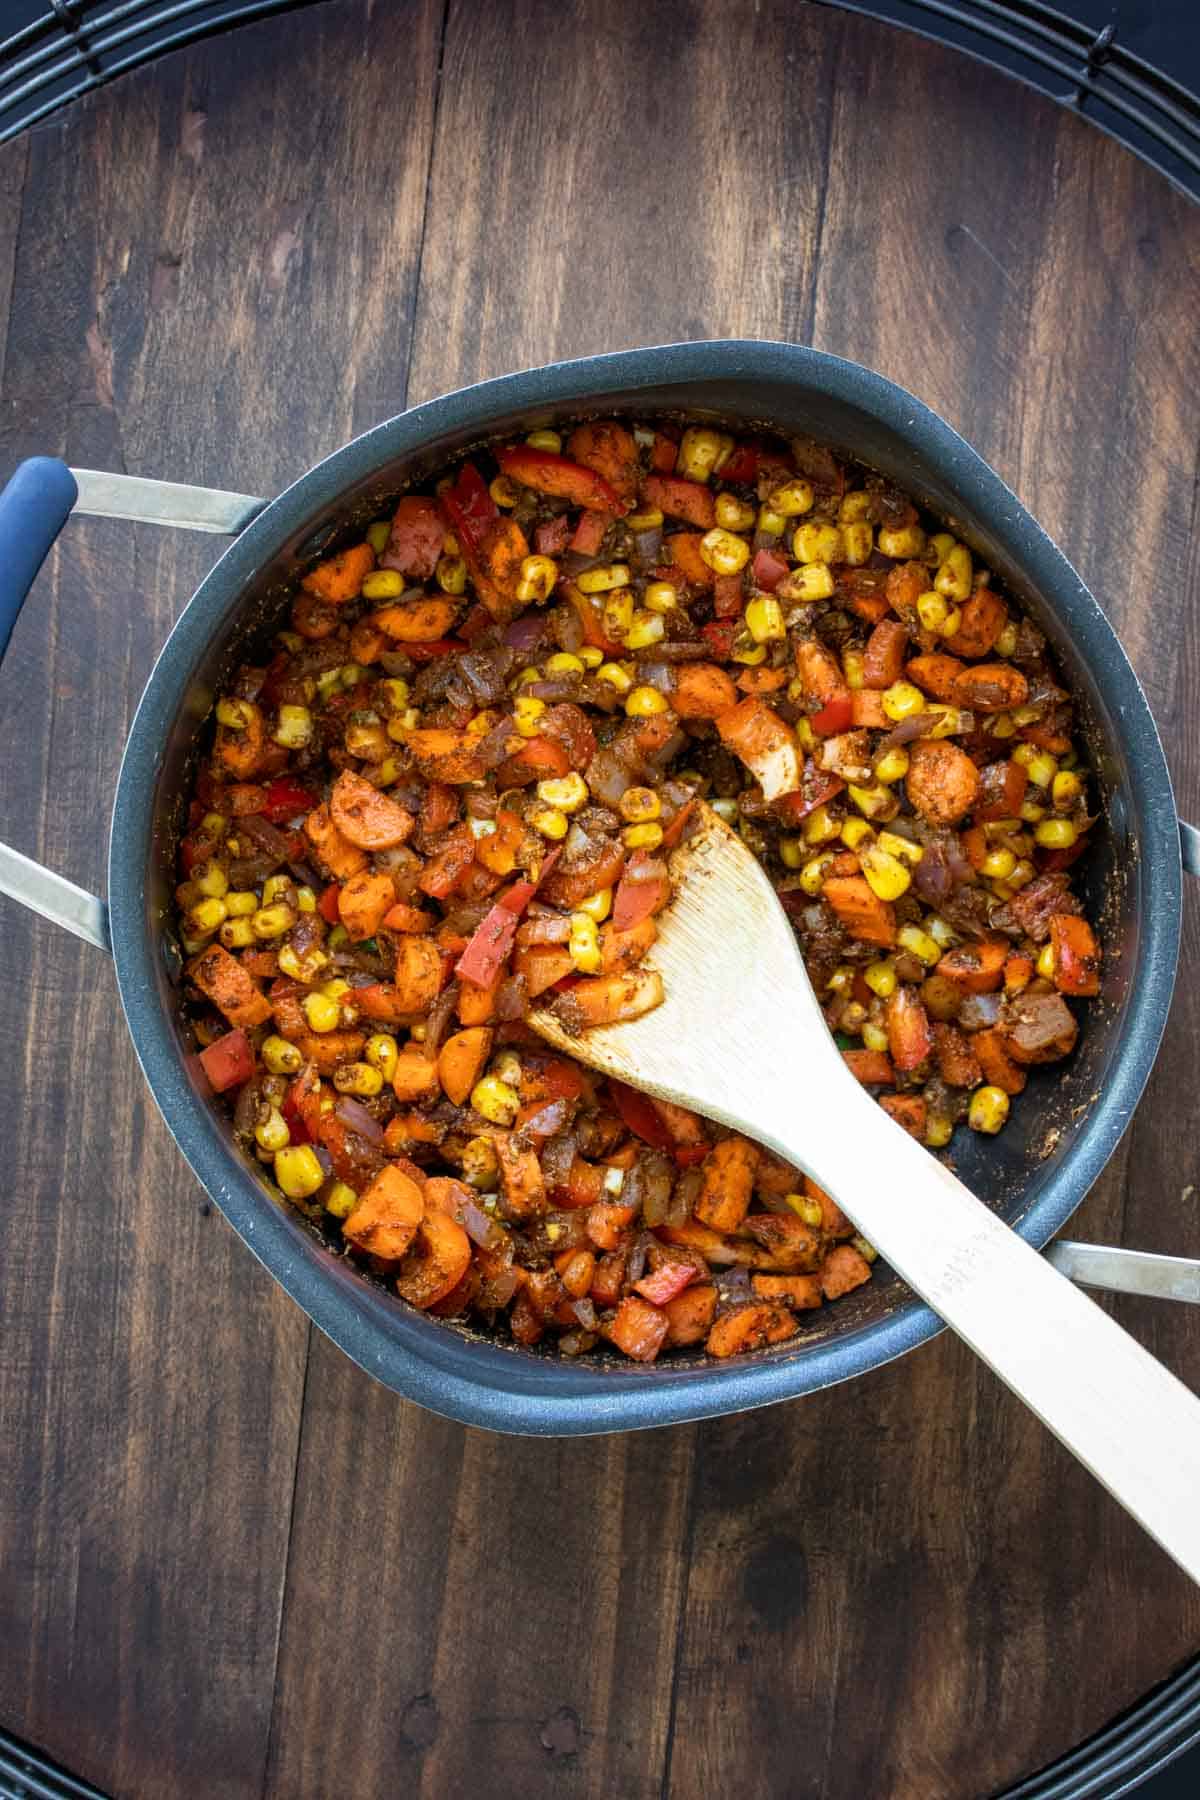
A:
[2,3,1199,1795]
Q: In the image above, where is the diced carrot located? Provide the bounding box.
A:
[972,1028,1027,1095]
[403,728,488,785]
[212,700,269,780]
[663,1283,718,1346]
[820,1244,874,1299]
[880,1094,927,1138]
[188,944,272,1030]
[417,824,477,899]
[885,560,926,623]
[341,1164,425,1263]
[373,596,460,642]
[607,1294,671,1362]
[497,736,572,784]
[936,937,1008,993]
[906,740,979,826]
[752,1273,823,1310]
[567,421,639,508]
[1050,914,1101,996]
[863,619,910,689]
[849,688,888,729]
[664,530,715,587]
[976,758,1029,822]
[841,1048,896,1086]
[823,875,897,947]
[671,661,738,718]
[293,1029,367,1073]
[599,916,658,975]
[562,969,665,1027]
[382,900,433,934]
[514,945,576,997]
[337,869,397,942]
[457,976,499,1024]
[1004,953,1034,994]
[586,1202,637,1251]
[390,1043,441,1102]
[303,804,369,880]
[886,985,933,1072]
[736,666,789,694]
[301,541,374,603]
[498,445,623,515]
[495,1133,546,1219]
[705,1304,798,1359]
[905,653,966,701]
[382,495,445,579]
[437,1025,494,1106]
[383,1111,442,1152]
[694,1136,760,1233]
[396,1212,472,1309]
[644,474,717,529]
[952,587,1008,659]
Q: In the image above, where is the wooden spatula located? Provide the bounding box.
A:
[531,803,1200,1582]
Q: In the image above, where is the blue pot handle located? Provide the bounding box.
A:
[0,457,78,663]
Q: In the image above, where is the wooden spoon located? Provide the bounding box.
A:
[531,803,1200,1582]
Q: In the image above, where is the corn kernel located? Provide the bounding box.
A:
[277,941,328,983]
[981,847,1017,880]
[1008,858,1036,890]
[489,475,520,508]
[216,697,255,731]
[864,960,897,997]
[700,528,751,576]
[513,694,548,736]
[730,635,766,666]
[860,845,911,901]
[795,716,817,753]
[881,681,926,722]
[841,816,874,849]
[841,521,874,565]
[529,805,568,840]
[745,595,785,643]
[622,822,664,850]
[470,1074,520,1126]
[917,590,948,633]
[577,563,631,594]
[799,852,834,893]
[841,648,866,691]
[925,1114,954,1149]
[926,914,958,948]
[536,773,589,814]
[940,606,962,639]
[294,886,316,915]
[303,991,341,1033]
[851,1234,879,1263]
[841,1002,868,1030]
[442,531,460,556]
[619,786,661,824]
[578,645,603,669]
[969,1086,1010,1134]
[365,1033,399,1081]
[625,610,666,650]
[263,1035,303,1076]
[1052,770,1083,808]
[1037,942,1058,981]
[626,508,664,531]
[924,705,971,739]
[874,747,911,785]
[361,569,405,600]
[333,1062,385,1097]
[1034,818,1078,849]
[255,1107,291,1152]
[1020,800,1046,823]
[461,1136,500,1189]
[436,554,467,594]
[758,505,787,537]
[989,712,1016,739]
[598,661,634,693]
[778,836,805,869]
[316,667,344,703]
[200,810,229,837]
[189,896,227,934]
[785,560,835,601]
[784,1192,825,1227]
[643,581,679,615]
[274,1145,325,1200]
[804,804,841,846]
[767,478,815,517]
[327,925,349,953]
[1018,748,1058,789]
[602,594,634,641]
[275,631,304,654]
[839,490,872,522]
[525,428,562,452]
[935,544,973,600]
[896,924,940,966]
[224,889,258,916]
[792,522,843,564]
[193,861,229,901]
[324,1181,359,1220]
[928,531,955,564]
[672,427,728,482]
[567,912,602,974]
[861,1020,890,1054]
[877,830,923,866]
[827,965,855,993]
[577,887,612,922]
[538,653,580,679]
[847,783,895,820]
[715,492,756,531]
[878,524,927,559]
[366,520,391,554]
[516,555,559,604]
[218,917,254,949]
[625,685,669,717]
[995,621,1019,658]
[273,703,314,749]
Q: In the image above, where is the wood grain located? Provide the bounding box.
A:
[1,2,1199,1798]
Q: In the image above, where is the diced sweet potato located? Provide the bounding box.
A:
[716,697,801,802]
[804,1175,853,1239]
[562,968,665,1027]
[188,944,273,1029]
[390,1043,441,1101]
[291,1028,366,1072]
[952,662,1029,713]
[694,1135,760,1233]
[671,661,739,719]
[657,1220,752,1266]
[330,770,415,850]
[952,587,1007,658]
[794,637,847,708]
[645,474,717,529]
[863,619,910,689]
[382,900,433,934]
[823,876,897,947]
[384,937,444,1013]
[212,700,271,780]
[820,1244,873,1299]
[606,1294,670,1362]
[999,991,1079,1064]
[437,1025,493,1106]
[932,1022,983,1088]
[972,1028,1027,1096]
[886,985,933,1072]
[975,758,1028,822]
[586,1201,637,1250]
[337,869,397,942]
[395,1212,472,1309]
[568,421,639,508]
[304,804,369,880]
[373,596,459,642]
[905,653,965,701]
[1050,914,1101,996]
[457,977,499,1024]
[649,1097,706,1146]
[342,1164,424,1261]
[663,1283,718,1346]
[740,1212,822,1272]
[842,1048,896,1086]
[906,739,979,826]
[880,1094,927,1137]
[301,541,374,603]
[705,1303,798,1359]
[495,1132,547,1218]
[599,916,658,975]
[752,1273,823,1310]
[849,688,888,729]
[515,945,576,997]
[935,937,1008,993]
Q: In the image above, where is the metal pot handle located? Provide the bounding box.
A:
[0,459,266,952]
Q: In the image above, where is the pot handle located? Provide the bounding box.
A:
[1181,820,1200,877]
[0,457,266,953]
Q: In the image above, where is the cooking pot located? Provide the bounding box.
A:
[2,340,1197,1434]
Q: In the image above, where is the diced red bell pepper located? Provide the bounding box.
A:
[259,775,317,825]
[198,1028,255,1094]
[535,515,571,555]
[500,848,561,916]
[456,850,561,985]
[568,510,610,555]
[611,871,670,933]
[772,768,845,826]
[633,1261,697,1306]
[719,442,760,484]
[701,619,738,658]
[810,693,853,736]
[752,547,790,591]
[674,1145,710,1168]
[609,1080,675,1151]
[318,883,341,924]
[713,574,745,619]
[438,461,497,553]
[282,1064,323,1144]
[403,636,469,663]
[497,445,625,515]
[660,797,697,851]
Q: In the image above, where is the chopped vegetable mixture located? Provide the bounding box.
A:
[178,417,1101,1362]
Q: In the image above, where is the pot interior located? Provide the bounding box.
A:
[117,347,1179,1429]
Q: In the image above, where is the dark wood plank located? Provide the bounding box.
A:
[0,3,443,1794]
[0,135,27,392]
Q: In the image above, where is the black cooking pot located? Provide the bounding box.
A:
[1,340,1195,1435]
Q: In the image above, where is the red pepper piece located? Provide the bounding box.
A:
[198,1028,255,1094]
[718,442,760,484]
[403,636,470,663]
[634,1261,697,1305]
[701,619,738,657]
[752,547,790,591]
[497,445,626,515]
[455,850,561,985]
[569,510,610,555]
[259,775,317,825]
[439,461,497,553]
[609,1080,675,1151]
[318,884,341,924]
[810,693,853,735]
[771,768,845,826]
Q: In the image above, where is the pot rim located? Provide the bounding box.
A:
[106,339,1182,1435]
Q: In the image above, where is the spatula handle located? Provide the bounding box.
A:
[767,1082,1200,1585]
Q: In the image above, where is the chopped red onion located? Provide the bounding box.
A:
[333,1096,385,1144]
